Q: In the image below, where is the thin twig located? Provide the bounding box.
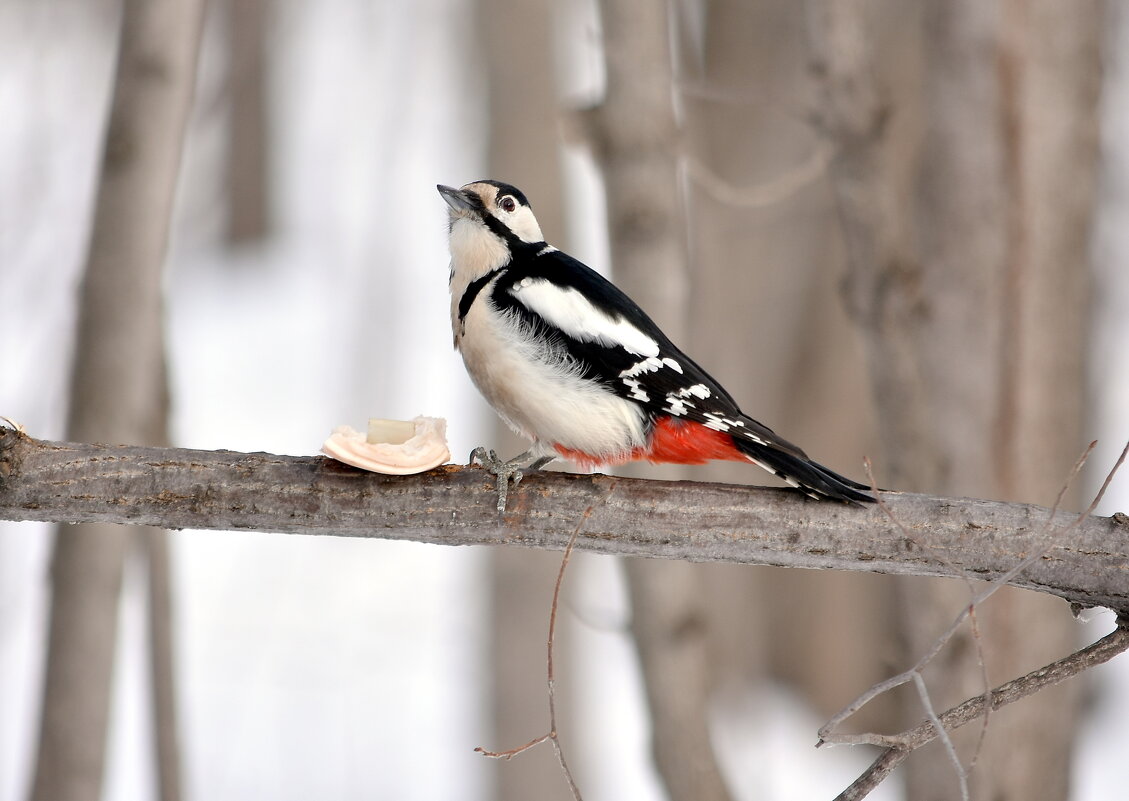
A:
[963,604,990,775]
[474,504,595,801]
[474,733,551,761]
[823,442,1129,800]
[834,621,1129,801]
[833,749,909,801]
[822,443,1110,744]
[863,457,986,791]
[545,508,591,801]
[913,671,969,801]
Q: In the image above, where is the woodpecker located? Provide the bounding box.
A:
[438,180,873,511]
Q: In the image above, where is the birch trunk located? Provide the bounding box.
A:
[29,1,205,799]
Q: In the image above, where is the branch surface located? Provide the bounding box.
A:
[2,429,1127,611]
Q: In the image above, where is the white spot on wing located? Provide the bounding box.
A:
[620,356,664,377]
[662,358,683,374]
[738,427,767,445]
[702,414,730,432]
[623,378,650,402]
[666,397,690,416]
[510,279,660,357]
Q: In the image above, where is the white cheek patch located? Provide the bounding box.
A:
[511,279,660,358]
[506,207,545,243]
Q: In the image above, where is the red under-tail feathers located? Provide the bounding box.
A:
[553,416,744,469]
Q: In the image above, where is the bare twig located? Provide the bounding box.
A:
[912,670,968,801]
[473,733,552,761]
[476,505,595,801]
[865,455,991,767]
[833,748,908,801]
[833,621,1129,801]
[822,442,1129,800]
[822,443,1110,744]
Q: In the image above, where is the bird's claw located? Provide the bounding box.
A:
[469,447,522,513]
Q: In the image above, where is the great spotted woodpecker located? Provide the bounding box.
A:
[438,180,873,511]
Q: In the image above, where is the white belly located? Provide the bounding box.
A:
[456,299,646,460]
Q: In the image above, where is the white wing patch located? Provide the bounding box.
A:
[510,278,660,357]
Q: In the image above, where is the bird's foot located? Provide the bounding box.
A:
[468,448,555,513]
[469,447,525,513]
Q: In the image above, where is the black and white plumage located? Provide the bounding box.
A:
[438,180,873,509]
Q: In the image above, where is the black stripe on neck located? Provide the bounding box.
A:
[458,266,505,322]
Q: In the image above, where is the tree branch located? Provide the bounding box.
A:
[2,427,1127,612]
[830,620,1129,801]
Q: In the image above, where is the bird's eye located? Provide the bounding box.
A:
[499,195,517,213]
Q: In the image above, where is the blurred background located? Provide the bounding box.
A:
[2,1,1128,800]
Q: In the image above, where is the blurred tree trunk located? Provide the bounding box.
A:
[809,0,1102,798]
[588,2,733,800]
[225,0,269,244]
[145,529,182,801]
[476,2,575,800]
[29,1,205,800]
[677,0,896,735]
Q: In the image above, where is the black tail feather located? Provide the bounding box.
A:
[731,436,875,505]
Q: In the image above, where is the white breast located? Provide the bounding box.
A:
[455,293,647,462]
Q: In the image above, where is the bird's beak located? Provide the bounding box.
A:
[437,184,476,216]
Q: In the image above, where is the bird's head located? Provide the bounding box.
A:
[437,181,546,250]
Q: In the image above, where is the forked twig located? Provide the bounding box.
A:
[475,504,597,801]
[823,441,1128,800]
[833,620,1129,801]
[860,457,983,800]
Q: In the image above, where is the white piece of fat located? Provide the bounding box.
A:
[366,418,416,445]
[321,416,450,475]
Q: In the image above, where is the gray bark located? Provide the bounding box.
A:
[28,0,205,799]
[2,432,1126,614]
[145,529,182,801]
[225,0,270,243]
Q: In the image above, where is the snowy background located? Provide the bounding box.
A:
[2,2,1128,800]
